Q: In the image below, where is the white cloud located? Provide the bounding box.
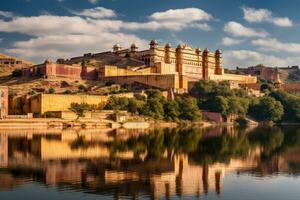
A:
[221,37,244,46]
[149,8,212,23]
[224,21,268,38]
[6,33,148,62]
[0,7,214,62]
[223,50,300,68]
[242,7,293,27]
[0,16,123,36]
[0,10,14,18]
[88,0,98,4]
[73,7,116,18]
[252,38,300,53]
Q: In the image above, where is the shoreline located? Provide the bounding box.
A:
[0,118,216,130]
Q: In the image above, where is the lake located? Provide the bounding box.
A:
[1,125,300,200]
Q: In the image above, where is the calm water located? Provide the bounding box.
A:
[1,126,300,200]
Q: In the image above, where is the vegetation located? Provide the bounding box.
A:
[69,103,90,119]
[190,80,300,123]
[12,69,22,77]
[249,96,284,122]
[48,87,55,94]
[191,80,250,117]
[105,90,201,121]
[78,84,88,92]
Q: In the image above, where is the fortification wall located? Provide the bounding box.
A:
[282,83,300,92]
[209,73,257,84]
[0,86,9,118]
[101,74,186,90]
[31,94,108,115]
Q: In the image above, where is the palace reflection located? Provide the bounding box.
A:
[1,126,300,199]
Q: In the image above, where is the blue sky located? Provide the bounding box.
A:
[1,0,300,68]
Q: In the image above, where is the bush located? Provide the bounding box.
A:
[63,90,72,94]
[44,112,57,118]
[69,103,90,119]
[48,87,55,94]
[105,80,115,86]
[234,117,249,127]
[78,84,88,92]
[12,69,22,77]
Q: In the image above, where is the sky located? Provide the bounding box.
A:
[0,0,300,68]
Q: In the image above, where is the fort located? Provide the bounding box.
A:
[21,40,257,91]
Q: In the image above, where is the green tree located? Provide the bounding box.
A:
[69,103,90,119]
[177,97,202,121]
[141,98,164,119]
[210,96,229,116]
[128,98,145,114]
[164,100,180,120]
[270,90,300,122]
[249,96,284,122]
[104,96,129,111]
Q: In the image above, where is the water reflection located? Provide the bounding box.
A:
[0,126,300,199]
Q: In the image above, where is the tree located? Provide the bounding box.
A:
[128,98,145,114]
[210,96,229,116]
[164,100,180,120]
[69,103,90,119]
[177,97,202,121]
[270,90,300,122]
[141,98,164,119]
[249,96,284,122]
[260,83,274,93]
[104,96,129,111]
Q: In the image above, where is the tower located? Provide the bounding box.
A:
[164,43,171,64]
[203,48,209,80]
[130,43,138,53]
[176,44,184,88]
[215,49,223,75]
[113,43,122,53]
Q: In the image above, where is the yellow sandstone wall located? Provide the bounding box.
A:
[31,94,108,115]
[209,73,257,84]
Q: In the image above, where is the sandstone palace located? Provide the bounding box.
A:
[21,40,257,91]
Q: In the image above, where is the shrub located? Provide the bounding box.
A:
[69,103,90,119]
[48,87,55,94]
[12,69,22,77]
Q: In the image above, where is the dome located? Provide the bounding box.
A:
[177,44,184,49]
[195,48,202,53]
[203,48,210,53]
[165,43,172,48]
[149,39,159,46]
[113,43,121,48]
[131,42,138,48]
[215,49,222,54]
[44,58,52,64]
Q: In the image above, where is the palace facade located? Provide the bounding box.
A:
[21,40,257,91]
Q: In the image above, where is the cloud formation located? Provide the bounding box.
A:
[0,10,14,18]
[224,21,268,37]
[221,37,244,46]
[252,38,300,53]
[223,50,300,68]
[73,7,116,19]
[0,7,213,62]
[242,7,293,27]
